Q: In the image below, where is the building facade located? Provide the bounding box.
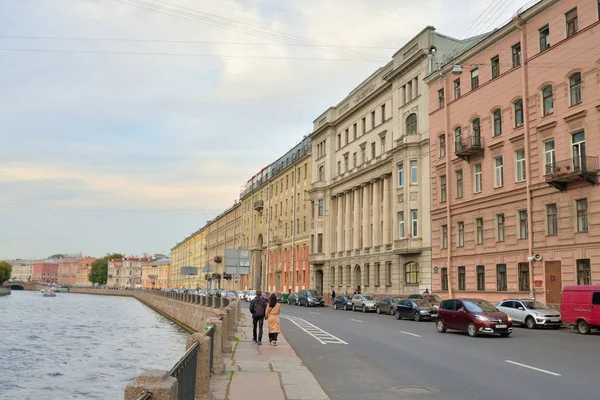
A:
[10,261,35,281]
[57,258,78,286]
[142,258,170,289]
[205,202,242,290]
[107,256,150,288]
[32,259,59,283]
[73,257,96,286]
[308,27,463,297]
[170,228,206,289]
[426,0,600,303]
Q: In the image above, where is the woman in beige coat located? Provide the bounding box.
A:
[266,293,281,346]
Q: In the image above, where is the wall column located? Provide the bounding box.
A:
[362,183,370,248]
[372,179,381,246]
[353,187,361,250]
[344,191,352,252]
[382,175,391,245]
[336,195,343,253]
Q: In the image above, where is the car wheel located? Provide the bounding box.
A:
[413,312,421,322]
[577,319,591,335]
[500,333,511,337]
[334,303,338,310]
[467,323,478,337]
[436,319,446,333]
[352,305,356,312]
[390,307,395,316]
[362,305,366,313]
[376,306,381,314]
[395,311,401,320]
[525,316,536,329]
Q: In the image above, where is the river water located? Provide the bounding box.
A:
[0,290,190,400]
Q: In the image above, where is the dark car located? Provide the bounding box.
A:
[287,293,299,305]
[395,299,437,321]
[376,296,404,315]
[408,293,443,309]
[298,289,324,307]
[333,295,353,310]
[436,298,513,337]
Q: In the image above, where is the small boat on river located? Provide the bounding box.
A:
[41,288,57,297]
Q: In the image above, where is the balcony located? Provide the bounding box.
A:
[253,200,264,211]
[308,253,325,265]
[311,181,327,190]
[455,135,484,162]
[272,236,283,245]
[393,238,423,255]
[545,156,599,191]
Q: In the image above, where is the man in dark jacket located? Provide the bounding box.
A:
[249,289,268,345]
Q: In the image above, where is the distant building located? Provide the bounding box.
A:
[142,258,170,289]
[107,256,151,288]
[32,259,59,283]
[170,228,206,290]
[10,261,35,281]
[74,257,97,286]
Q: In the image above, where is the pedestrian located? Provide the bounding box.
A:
[424,288,430,294]
[266,293,281,346]
[331,288,336,303]
[249,289,267,345]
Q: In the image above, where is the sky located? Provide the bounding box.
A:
[0,0,532,259]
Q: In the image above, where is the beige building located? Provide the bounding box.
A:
[10,260,35,281]
[142,258,170,289]
[308,27,464,296]
[76,266,92,286]
[205,202,242,290]
[170,228,206,289]
[107,257,150,288]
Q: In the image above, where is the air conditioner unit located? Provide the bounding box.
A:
[452,65,463,75]
[533,253,542,261]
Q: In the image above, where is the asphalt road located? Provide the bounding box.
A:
[277,303,600,400]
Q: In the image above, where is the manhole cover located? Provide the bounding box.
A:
[396,387,431,394]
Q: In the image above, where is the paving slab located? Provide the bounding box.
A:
[228,372,284,400]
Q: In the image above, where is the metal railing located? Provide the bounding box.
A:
[136,391,153,400]
[169,342,199,400]
[454,135,484,153]
[205,325,216,377]
[545,156,599,177]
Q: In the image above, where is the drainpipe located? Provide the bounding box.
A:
[292,163,297,294]
[266,182,271,291]
[514,16,535,300]
[443,73,453,298]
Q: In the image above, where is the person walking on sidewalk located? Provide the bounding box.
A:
[249,289,267,345]
[331,288,336,304]
[266,293,281,346]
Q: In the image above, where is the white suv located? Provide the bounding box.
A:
[496,299,561,329]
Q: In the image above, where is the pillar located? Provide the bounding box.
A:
[206,318,225,375]
[185,333,211,400]
[344,191,352,252]
[383,175,391,244]
[353,187,361,250]
[336,195,343,252]
[123,370,177,400]
[372,179,381,246]
[362,183,370,248]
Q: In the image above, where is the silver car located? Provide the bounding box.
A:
[352,294,378,313]
[496,299,561,329]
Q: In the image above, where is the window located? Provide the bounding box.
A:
[471,68,479,90]
[493,109,502,136]
[539,25,550,51]
[577,259,591,285]
[440,175,447,203]
[457,222,464,247]
[439,134,446,157]
[344,155,349,172]
[547,204,558,235]
[542,85,554,116]
[544,139,555,174]
[362,117,366,134]
[386,262,392,285]
[512,43,521,67]
[303,216,307,232]
[317,233,323,252]
[397,163,404,187]
[453,78,461,99]
[337,134,341,149]
[570,73,582,105]
[318,165,325,181]
[337,161,341,175]
[380,136,386,153]
[516,149,526,182]
[381,104,386,121]
[442,225,448,249]
[518,263,530,291]
[361,146,366,164]
[318,199,324,216]
[491,55,500,79]
[454,127,462,151]
[472,118,481,144]
[473,164,482,193]
[375,263,381,285]
[519,210,528,239]
[405,262,419,284]
[456,169,463,198]
[438,88,445,108]
[476,218,484,245]
[494,156,504,187]
[441,268,448,291]
[477,266,485,290]
[398,211,405,238]
[411,209,418,237]
[371,111,376,129]
[344,129,349,145]
[577,198,588,233]
[566,8,578,37]
[353,123,357,140]
[514,99,524,127]
[594,292,600,305]
[496,214,506,242]
[406,113,417,135]
[365,264,370,285]
[458,266,466,290]
[497,264,507,291]
[353,152,357,168]
[572,130,586,170]
[410,160,418,184]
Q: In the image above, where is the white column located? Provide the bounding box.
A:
[362,183,370,248]
[336,195,343,252]
[383,175,391,244]
[353,187,361,250]
[372,179,381,246]
[345,191,352,252]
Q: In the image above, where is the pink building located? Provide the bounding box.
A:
[425,0,600,304]
[32,260,59,283]
[57,259,78,286]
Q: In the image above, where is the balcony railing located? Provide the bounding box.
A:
[253,200,264,211]
[545,156,598,191]
[455,135,484,162]
[311,180,327,190]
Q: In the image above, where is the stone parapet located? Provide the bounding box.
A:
[124,370,177,400]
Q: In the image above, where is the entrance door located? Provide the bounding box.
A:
[354,265,362,291]
[315,269,323,294]
[545,261,562,304]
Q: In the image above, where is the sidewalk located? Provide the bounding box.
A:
[210,307,329,400]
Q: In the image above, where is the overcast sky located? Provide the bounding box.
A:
[0,0,531,259]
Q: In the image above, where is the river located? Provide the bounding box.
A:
[0,290,190,400]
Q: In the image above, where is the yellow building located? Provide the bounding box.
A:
[170,228,206,289]
[76,266,92,286]
[142,258,171,289]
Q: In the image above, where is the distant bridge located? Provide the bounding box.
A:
[2,281,43,291]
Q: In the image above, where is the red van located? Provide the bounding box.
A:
[560,285,600,334]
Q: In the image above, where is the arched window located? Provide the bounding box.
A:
[406,113,417,135]
[472,118,481,146]
[514,99,524,127]
[405,262,419,284]
[318,165,325,181]
[569,73,582,105]
[493,109,502,136]
[454,127,463,151]
[542,85,554,116]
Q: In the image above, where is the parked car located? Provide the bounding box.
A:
[408,293,443,309]
[245,290,256,301]
[207,289,217,297]
[375,296,403,315]
[561,285,600,334]
[287,293,299,305]
[351,294,378,313]
[298,289,325,307]
[271,292,283,302]
[436,298,512,337]
[395,299,437,321]
[225,291,237,299]
[238,291,246,300]
[496,299,561,329]
[333,295,353,310]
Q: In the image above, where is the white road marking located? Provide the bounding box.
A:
[282,316,348,345]
[309,311,321,315]
[400,331,421,338]
[504,360,561,376]
[350,319,363,323]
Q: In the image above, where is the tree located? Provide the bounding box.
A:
[88,253,124,285]
[49,254,65,259]
[0,262,12,284]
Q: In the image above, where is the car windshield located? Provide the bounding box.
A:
[412,300,430,307]
[427,295,443,302]
[463,300,497,312]
[363,295,377,300]
[308,290,320,296]
[522,301,548,310]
